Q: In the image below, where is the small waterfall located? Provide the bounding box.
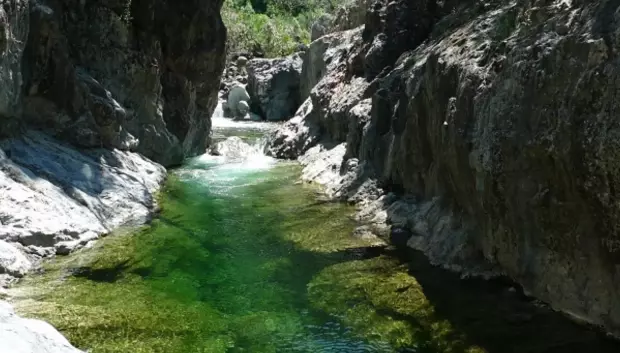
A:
[177,105,281,190]
[208,136,271,165]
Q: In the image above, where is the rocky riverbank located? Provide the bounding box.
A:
[0,0,225,350]
[265,0,620,338]
[0,131,165,352]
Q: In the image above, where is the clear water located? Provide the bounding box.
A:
[12,116,620,353]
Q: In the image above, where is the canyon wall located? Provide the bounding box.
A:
[1,0,226,166]
[268,0,620,337]
[0,0,226,351]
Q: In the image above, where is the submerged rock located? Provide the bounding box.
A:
[247,53,303,121]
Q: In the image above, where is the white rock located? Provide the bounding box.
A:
[0,241,31,277]
[0,301,84,353]
[209,137,252,160]
[0,131,166,251]
[237,100,250,116]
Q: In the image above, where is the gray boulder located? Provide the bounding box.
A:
[247,53,303,121]
[227,84,251,119]
[237,100,250,117]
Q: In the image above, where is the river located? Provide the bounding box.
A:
[9,115,620,353]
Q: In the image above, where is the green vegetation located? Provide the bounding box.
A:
[222,0,335,57]
[10,157,488,353]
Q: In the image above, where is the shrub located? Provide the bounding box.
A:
[222,0,335,58]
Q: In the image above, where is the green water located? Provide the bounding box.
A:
[11,121,620,353]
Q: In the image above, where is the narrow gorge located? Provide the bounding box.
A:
[2,0,620,352]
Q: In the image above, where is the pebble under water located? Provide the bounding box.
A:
[10,117,620,353]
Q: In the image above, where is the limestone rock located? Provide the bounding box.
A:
[227,85,251,119]
[310,14,332,41]
[247,53,303,121]
[267,0,620,337]
[311,22,327,42]
[0,301,84,353]
[0,241,32,278]
[330,0,370,33]
[0,131,165,252]
[301,27,363,101]
[265,98,320,159]
[236,56,248,68]
[10,0,227,167]
[0,0,28,137]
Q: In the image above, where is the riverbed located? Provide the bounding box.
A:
[8,117,620,353]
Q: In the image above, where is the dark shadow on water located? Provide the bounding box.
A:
[383,247,620,353]
[70,260,131,283]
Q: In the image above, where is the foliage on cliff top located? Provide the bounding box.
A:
[222,0,335,58]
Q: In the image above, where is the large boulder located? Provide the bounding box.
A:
[227,84,251,119]
[247,53,303,121]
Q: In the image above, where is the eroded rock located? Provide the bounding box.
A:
[14,0,227,167]
[227,84,251,119]
[247,53,303,121]
[267,0,620,337]
[0,131,165,254]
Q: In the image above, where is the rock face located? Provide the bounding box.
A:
[330,0,370,33]
[310,14,332,41]
[247,53,303,121]
[0,301,84,353]
[308,0,369,42]
[2,0,227,166]
[267,0,620,337]
[0,131,165,256]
